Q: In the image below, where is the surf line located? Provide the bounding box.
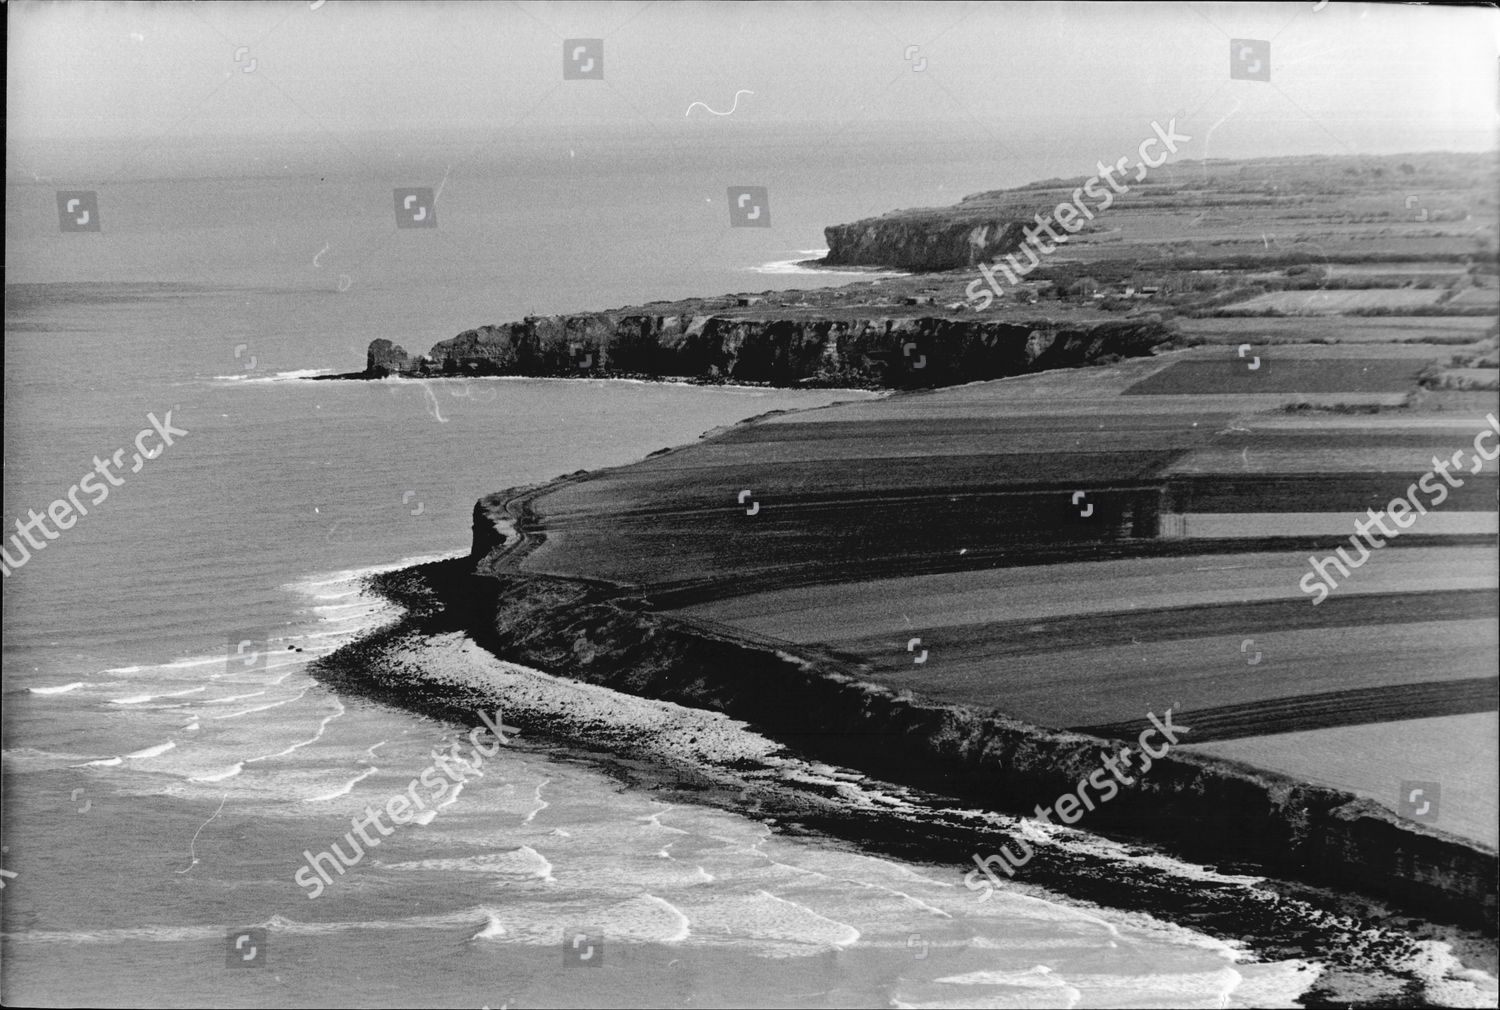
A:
[294,708,519,899]
[963,706,1189,896]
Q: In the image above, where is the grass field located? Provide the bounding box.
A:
[1325,263,1472,278]
[1448,287,1500,310]
[1175,315,1497,344]
[1187,712,1499,847]
[1122,357,1424,395]
[1219,289,1450,314]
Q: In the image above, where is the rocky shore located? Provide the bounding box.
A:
[308,550,1497,1005]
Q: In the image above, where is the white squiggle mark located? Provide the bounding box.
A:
[312,243,329,268]
[685,90,755,118]
[175,793,229,873]
[450,382,497,404]
[419,381,448,423]
[1201,99,1241,171]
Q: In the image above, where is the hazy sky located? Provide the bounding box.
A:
[6,2,1498,155]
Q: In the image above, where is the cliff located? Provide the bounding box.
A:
[366,314,1175,387]
[822,216,1033,271]
[445,516,1498,932]
[819,151,1498,271]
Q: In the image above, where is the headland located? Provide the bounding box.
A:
[318,151,1498,974]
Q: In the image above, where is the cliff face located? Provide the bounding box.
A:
[378,314,1171,387]
[822,217,1032,271]
[446,549,1497,931]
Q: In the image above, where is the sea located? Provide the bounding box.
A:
[0,125,1427,1007]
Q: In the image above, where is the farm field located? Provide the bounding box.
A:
[669,547,1496,643]
[517,342,1494,803]
[1174,314,1497,344]
[1325,263,1472,278]
[1171,512,1498,537]
[835,614,1495,736]
[1448,286,1500,310]
[1218,288,1448,313]
[1187,712,1499,847]
[489,151,1499,868]
[1122,356,1424,395]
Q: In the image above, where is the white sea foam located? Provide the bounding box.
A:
[381,847,555,881]
[522,780,550,824]
[302,765,377,802]
[1401,938,1500,1008]
[749,249,909,278]
[29,682,85,695]
[189,762,243,783]
[641,894,692,942]
[435,780,465,810]
[210,687,311,720]
[637,806,691,835]
[283,552,461,593]
[681,889,861,948]
[106,655,224,674]
[125,741,176,759]
[210,368,335,384]
[110,686,206,705]
[204,691,267,705]
[469,914,506,940]
[245,704,342,764]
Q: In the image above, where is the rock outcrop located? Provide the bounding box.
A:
[365,338,420,377]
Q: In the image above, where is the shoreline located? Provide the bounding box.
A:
[308,554,1498,1006]
[307,370,893,395]
[447,400,1496,942]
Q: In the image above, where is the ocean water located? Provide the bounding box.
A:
[3,136,1331,1007]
